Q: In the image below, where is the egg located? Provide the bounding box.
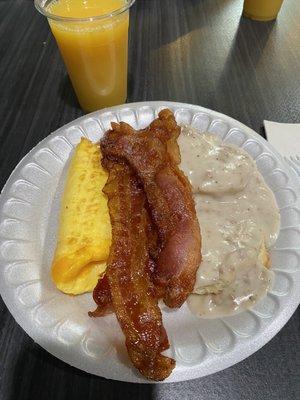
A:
[51,138,111,295]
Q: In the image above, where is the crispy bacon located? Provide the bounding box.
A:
[89,275,112,317]
[97,161,175,381]
[90,221,158,317]
[101,109,201,308]
[90,198,159,316]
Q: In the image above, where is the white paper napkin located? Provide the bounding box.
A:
[264,120,300,157]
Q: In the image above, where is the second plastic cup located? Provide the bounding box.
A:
[35,0,135,112]
[243,0,284,21]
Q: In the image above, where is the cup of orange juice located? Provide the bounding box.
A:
[35,0,135,112]
[243,0,284,21]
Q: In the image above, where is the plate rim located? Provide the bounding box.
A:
[0,101,299,383]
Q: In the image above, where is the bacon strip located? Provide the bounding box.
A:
[101,110,201,308]
[89,275,112,317]
[90,188,159,315]
[98,161,175,381]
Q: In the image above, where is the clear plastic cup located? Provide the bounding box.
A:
[243,0,284,22]
[35,0,135,112]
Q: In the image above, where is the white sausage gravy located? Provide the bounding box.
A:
[179,126,280,318]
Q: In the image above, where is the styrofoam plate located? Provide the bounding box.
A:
[0,102,299,383]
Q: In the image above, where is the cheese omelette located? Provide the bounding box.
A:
[51,138,111,295]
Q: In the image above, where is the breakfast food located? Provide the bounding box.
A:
[100,109,201,308]
[89,110,200,380]
[178,128,280,318]
[51,138,111,294]
[92,160,175,380]
[51,109,280,381]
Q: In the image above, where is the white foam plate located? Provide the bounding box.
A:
[0,102,300,383]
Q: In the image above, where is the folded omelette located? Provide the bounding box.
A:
[51,138,111,295]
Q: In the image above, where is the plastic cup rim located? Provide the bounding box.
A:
[34,0,135,22]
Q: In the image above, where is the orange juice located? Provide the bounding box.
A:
[243,0,284,21]
[45,0,131,112]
